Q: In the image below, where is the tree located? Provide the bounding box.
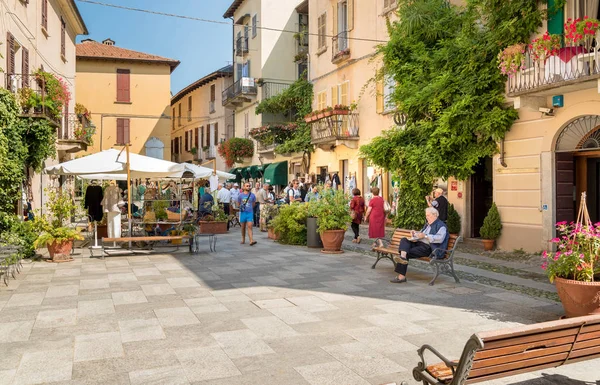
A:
[360,0,544,229]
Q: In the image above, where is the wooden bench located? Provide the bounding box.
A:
[412,314,600,385]
[372,229,460,286]
[98,236,190,258]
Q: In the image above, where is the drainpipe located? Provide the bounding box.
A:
[499,138,507,168]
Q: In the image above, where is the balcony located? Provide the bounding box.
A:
[261,81,292,100]
[332,32,350,64]
[209,100,216,114]
[236,36,249,57]
[257,141,279,157]
[56,114,92,154]
[222,78,257,107]
[506,35,600,97]
[310,112,359,150]
[203,145,217,159]
[5,73,60,126]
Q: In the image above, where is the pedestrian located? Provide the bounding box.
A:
[350,188,365,244]
[426,187,448,222]
[252,182,262,227]
[304,186,320,202]
[258,183,271,232]
[230,183,240,209]
[237,182,257,245]
[197,187,214,220]
[287,179,302,204]
[365,187,385,249]
[217,183,232,230]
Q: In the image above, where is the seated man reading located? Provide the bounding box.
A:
[390,207,449,284]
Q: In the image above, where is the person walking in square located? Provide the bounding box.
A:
[350,188,365,244]
[217,183,232,230]
[365,187,385,248]
[238,183,257,245]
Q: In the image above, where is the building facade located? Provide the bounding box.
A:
[306,0,396,197]
[223,0,308,185]
[1,0,88,210]
[76,39,179,160]
[170,65,234,171]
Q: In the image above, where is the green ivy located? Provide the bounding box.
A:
[361,0,544,229]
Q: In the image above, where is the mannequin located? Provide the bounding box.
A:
[102,181,122,238]
[84,181,103,222]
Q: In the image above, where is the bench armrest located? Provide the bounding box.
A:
[417,345,457,375]
[375,237,392,246]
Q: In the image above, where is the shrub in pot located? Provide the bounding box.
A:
[479,202,501,251]
[447,204,461,235]
[198,203,228,234]
[270,203,307,245]
[310,189,351,253]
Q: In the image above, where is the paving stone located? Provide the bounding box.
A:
[44,284,79,298]
[112,291,148,306]
[242,316,299,339]
[294,361,370,385]
[252,298,294,309]
[0,369,16,385]
[322,341,406,378]
[286,296,339,313]
[0,320,34,342]
[154,307,200,327]
[53,268,81,277]
[119,318,166,343]
[344,327,419,355]
[78,299,115,317]
[34,308,77,328]
[80,278,109,290]
[74,331,124,362]
[108,273,138,283]
[141,284,177,296]
[211,329,275,358]
[132,267,162,277]
[268,307,322,325]
[361,314,431,336]
[485,292,553,308]
[128,365,189,385]
[175,346,241,382]
[167,277,201,288]
[13,349,72,385]
[5,292,45,307]
[155,263,183,271]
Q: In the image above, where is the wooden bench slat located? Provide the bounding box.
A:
[481,323,600,350]
[103,236,189,242]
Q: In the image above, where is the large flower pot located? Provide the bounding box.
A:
[555,277,600,318]
[482,239,495,251]
[47,240,73,263]
[199,221,228,234]
[267,227,280,240]
[306,217,323,248]
[321,229,345,254]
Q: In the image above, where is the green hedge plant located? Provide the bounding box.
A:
[308,189,351,234]
[271,203,308,245]
[480,202,502,240]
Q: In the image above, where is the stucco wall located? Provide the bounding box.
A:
[76,60,172,159]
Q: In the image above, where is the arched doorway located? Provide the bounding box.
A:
[144,137,164,160]
[555,115,600,223]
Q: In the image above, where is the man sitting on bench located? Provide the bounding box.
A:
[390,207,449,284]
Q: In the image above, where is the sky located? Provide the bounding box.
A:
[75,0,235,95]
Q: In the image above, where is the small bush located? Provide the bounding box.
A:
[480,202,502,240]
[446,204,461,234]
[271,203,308,245]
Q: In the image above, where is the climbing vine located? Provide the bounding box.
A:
[360,0,545,229]
[255,77,314,162]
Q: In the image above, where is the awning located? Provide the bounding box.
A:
[227,168,241,183]
[246,165,259,179]
[240,167,251,180]
[263,161,288,186]
[256,163,270,177]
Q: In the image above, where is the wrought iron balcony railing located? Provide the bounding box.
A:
[257,141,279,153]
[4,73,59,125]
[236,36,249,56]
[311,112,359,144]
[261,81,292,100]
[204,145,216,159]
[222,78,257,106]
[506,35,600,96]
[332,31,350,63]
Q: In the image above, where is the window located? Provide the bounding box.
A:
[383,0,397,11]
[116,69,130,102]
[244,112,249,138]
[178,103,182,126]
[383,75,395,112]
[116,118,130,145]
[6,32,16,75]
[210,85,216,101]
[242,61,250,77]
[317,91,327,110]
[60,17,66,58]
[187,96,192,122]
[566,0,600,21]
[317,13,327,51]
[41,0,48,30]
[172,108,175,130]
[336,1,349,51]
[200,126,204,148]
[330,81,349,107]
[252,14,257,38]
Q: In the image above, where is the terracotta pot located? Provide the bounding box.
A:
[304,116,313,123]
[333,109,349,115]
[555,277,600,318]
[320,229,345,254]
[317,112,325,119]
[322,110,333,118]
[47,240,73,262]
[198,221,228,234]
[482,239,495,251]
[267,227,280,240]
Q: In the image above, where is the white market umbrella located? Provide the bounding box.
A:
[182,163,235,180]
[76,165,235,181]
[44,149,185,178]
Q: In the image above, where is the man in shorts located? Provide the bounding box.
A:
[237,182,257,245]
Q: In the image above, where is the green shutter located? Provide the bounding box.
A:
[547,0,564,35]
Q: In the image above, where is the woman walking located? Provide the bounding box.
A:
[365,187,386,248]
[350,188,365,243]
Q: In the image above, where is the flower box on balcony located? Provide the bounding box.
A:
[322,109,334,118]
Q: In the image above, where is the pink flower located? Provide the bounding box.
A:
[551,237,560,243]
[542,250,548,259]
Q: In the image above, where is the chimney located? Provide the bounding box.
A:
[102,38,115,46]
[81,38,95,43]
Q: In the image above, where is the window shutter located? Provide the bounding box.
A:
[124,119,130,144]
[179,136,183,154]
[6,32,15,75]
[332,5,338,38]
[252,14,257,38]
[200,126,204,148]
[61,18,66,57]
[116,69,130,102]
[116,119,124,144]
[376,79,384,114]
[214,123,218,145]
[185,130,189,151]
[206,125,210,147]
[211,85,216,101]
[331,86,338,107]
[347,0,354,31]
[172,108,175,129]
[188,96,192,121]
[340,82,348,106]
[171,140,174,157]
[195,128,199,149]
[22,47,29,86]
[41,0,47,29]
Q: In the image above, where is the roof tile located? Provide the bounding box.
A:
[76,40,179,71]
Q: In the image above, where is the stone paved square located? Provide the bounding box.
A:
[1,231,598,385]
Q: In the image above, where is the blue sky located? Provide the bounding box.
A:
[75,0,234,95]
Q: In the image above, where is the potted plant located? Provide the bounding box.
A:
[17,87,33,113]
[217,138,254,168]
[33,188,83,262]
[543,194,600,317]
[270,203,308,244]
[322,106,334,118]
[530,32,561,61]
[447,204,461,236]
[316,109,325,120]
[497,43,526,77]
[479,202,502,251]
[565,17,600,50]
[198,203,228,234]
[262,204,280,240]
[310,189,351,254]
[333,104,350,115]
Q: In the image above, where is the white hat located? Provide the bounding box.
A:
[234,183,239,186]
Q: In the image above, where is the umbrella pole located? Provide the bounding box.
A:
[127,144,132,250]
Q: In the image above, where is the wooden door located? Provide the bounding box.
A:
[555,152,575,223]
[470,157,493,238]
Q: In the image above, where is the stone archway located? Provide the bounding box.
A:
[144,137,164,160]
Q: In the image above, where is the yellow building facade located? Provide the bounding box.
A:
[307,0,396,196]
[76,39,179,159]
[170,66,234,171]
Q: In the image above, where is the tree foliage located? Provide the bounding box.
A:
[360,0,544,229]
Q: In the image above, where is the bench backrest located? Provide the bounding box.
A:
[391,229,458,253]
[456,314,600,384]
